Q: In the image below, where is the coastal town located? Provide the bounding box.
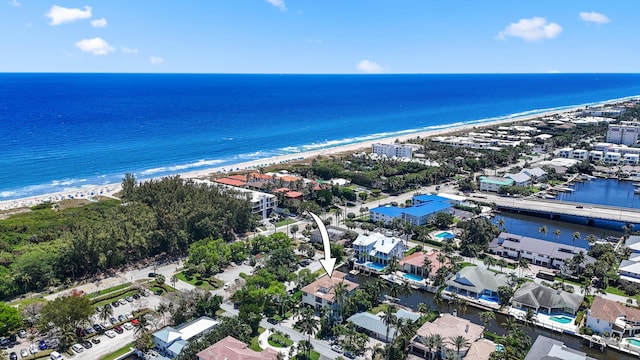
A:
[4,100,640,360]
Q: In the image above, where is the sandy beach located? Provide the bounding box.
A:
[0,104,592,212]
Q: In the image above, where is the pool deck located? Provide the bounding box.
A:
[508,308,578,334]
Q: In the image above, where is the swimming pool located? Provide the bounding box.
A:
[366,262,386,272]
[479,294,500,303]
[495,344,505,352]
[402,273,424,282]
[435,231,455,239]
[549,316,573,324]
[627,338,640,347]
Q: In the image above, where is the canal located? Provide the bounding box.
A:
[343,270,634,359]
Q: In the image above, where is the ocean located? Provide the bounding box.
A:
[2,73,640,200]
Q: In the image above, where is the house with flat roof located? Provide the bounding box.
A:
[348,309,420,342]
[352,232,406,266]
[193,179,277,219]
[618,253,640,284]
[301,271,358,317]
[309,225,348,244]
[153,316,218,359]
[445,266,509,302]
[511,282,583,315]
[489,232,594,270]
[524,335,596,360]
[479,176,514,192]
[409,314,486,359]
[586,296,640,337]
[197,336,278,360]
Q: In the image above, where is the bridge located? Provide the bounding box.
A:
[471,193,640,225]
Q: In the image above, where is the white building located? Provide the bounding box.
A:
[479,176,514,192]
[587,297,640,337]
[572,149,589,161]
[372,143,413,159]
[153,317,218,359]
[589,151,604,162]
[193,179,277,219]
[624,154,640,166]
[352,232,406,266]
[604,152,621,165]
[558,148,573,158]
[505,172,531,187]
[607,124,639,145]
[301,271,358,315]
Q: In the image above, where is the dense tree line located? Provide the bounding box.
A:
[0,175,258,299]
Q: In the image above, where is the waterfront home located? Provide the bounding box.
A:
[618,253,640,285]
[604,152,622,165]
[352,232,406,268]
[478,176,514,192]
[370,194,452,226]
[521,167,547,182]
[409,313,485,359]
[301,271,358,315]
[399,250,448,279]
[196,336,278,360]
[153,316,219,359]
[510,282,583,315]
[488,232,594,270]
[444,266,509,303]
[347,309,420,342]
[586,296,640,337]
[588,150,604,162]
[524,335,596,360]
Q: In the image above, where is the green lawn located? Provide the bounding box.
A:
[268,333,293,347]
[99,341,135,360]
[248,327,266,352]
[88,283,132,298]
[175,272,220,289]
[276,218,296,227]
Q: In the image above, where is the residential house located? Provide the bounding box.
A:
[352,232,406,266]
[571,149,589,161]
[511,282,583,315]
[489,232,594,270]
[153,317,218,359]
[558,148,573,158]
[618,253,640,284]
[310,225,348,244]
[521,167,547,182]
[624,153,640,166]
[399,250,447,279]
[196,336,279,360]
[301,271,358,316]
[587,297,640,337]
[410,314,486,359]
[347,309,420,342]
[445,266,509,302]
[589,150,604,162]
[604,152,621,165]
[524,336,596,360]
[505,172,531,187]
[478,176,514,192]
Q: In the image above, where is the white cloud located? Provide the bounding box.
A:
[75,37,114,55]
[8,0,20,7]
[266,0,286,11]
[579,11,610,24]
[356,60,383,74]
[46,5,92,26]
[497,17,562,42]
[121,47,139,54]
[91,18,107,28]
[149,56,164,65]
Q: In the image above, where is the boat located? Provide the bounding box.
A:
[559,187,574,192]
[634,188,640,194]
[543,194,556,199]
[380,274,405,286]
[348,269,360,276]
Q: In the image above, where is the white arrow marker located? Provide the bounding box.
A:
[308,211,336,278]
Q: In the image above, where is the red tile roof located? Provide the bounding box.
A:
[301,271,358,302]
[400,251,448,276]
[279,175,301,183]
[590,296,640,323]
[227,174,249,181]
[285,191,303,198]
[272,187,290,193]
[214,178,246,187]
[197,336,278,360]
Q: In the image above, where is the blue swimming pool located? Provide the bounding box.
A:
[549,316,573,324]
[366,262,386,271]
[479,294,500,303]
[402,273,424,282]
[435,231,455,239]
[627,338,640,347]
[495,344,505,352]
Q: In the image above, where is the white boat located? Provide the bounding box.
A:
[559,187,574,192]
[634,188,640,194]
[543,194,556,199]
[380,274,405,286]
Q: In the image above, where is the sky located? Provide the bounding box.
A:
[0,1,638,74]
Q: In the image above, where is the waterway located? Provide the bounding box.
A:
[556,178,639,209]
[343,270,633,359]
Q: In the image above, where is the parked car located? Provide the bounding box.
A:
[125,312,133,319]
[125,296,134,302]
[148,272,157,277]
[9,334,17,343]
[132,293,140,300]
[0,337,9,347]
[113,326,124,334]
[71,344,84,353]
[343,351,356,359]
[91,338,101,344]
[9,352,17,360]
[142,290,150,297]
[80,341,92,349]
[111,301,119,308]
[123,323,133,331]
[118,315,125,322]
[50,351,63,360]
[29,344,38,354]
[105,330,116,338]
[17,330,26,338]
[104,304,112,310]
[331,345,343,354]
[131,319,139,326]
[110,317,118,324]
[267,318,278,325]
[223,282,230,290]
[85,326,95,335]
[118,298,127,305]
[95,306,103,313]
[38,340,48,350]
[20,348,28,358]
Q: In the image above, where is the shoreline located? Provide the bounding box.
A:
[0,99,626,212]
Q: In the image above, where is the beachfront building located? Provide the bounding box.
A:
[301,271,358,316]
[511,282,583,315]
[607,123,639,145]
[352,232,406,270]
[584,107,626,118]
[409,313,486,359]
[153,316,218,359]
[444,266,509,303]
[347,309,420,342]
[372,143,413,159]
[489,232,594,270]
[524,336,596,360]
[586,296,640,337]
[196,336,279,360]
[478,176,514,192]
[370,194,452,226]
[193,179,277,219]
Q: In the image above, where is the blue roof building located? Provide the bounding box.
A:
[370,194,452,226]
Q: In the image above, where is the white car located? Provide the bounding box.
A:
[20,348,29,358]
[223,282,230,290]
[118,298,127,305]
[125,312,133,319]
[105,330,117,338]
[29,344,38,354]
[124,323,133,330]
[71,344,84,353]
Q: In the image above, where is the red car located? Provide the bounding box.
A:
[113,326,124,334]
[131,319,139,326]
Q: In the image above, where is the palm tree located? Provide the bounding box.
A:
[516,257,530,278]
[497,218,506,232]
[538,225,547,240]
[585,234,597,246]
[448,335,470,359]
[295,307,319,359]
[156,303,169,327]
[524,308,536,330]
[496,258,508,273]
[483,256,497,270]
[333,281,349,322]
[380,306,398,342]
[385,256,400,275]
[479,311,495,331]
[572,232,581,247]
[417,303,430,317]
[331,208,343,225]
[553,229,561,243]
[422,256,433,278]
[501,317,520,333]
[99,305,114,324]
